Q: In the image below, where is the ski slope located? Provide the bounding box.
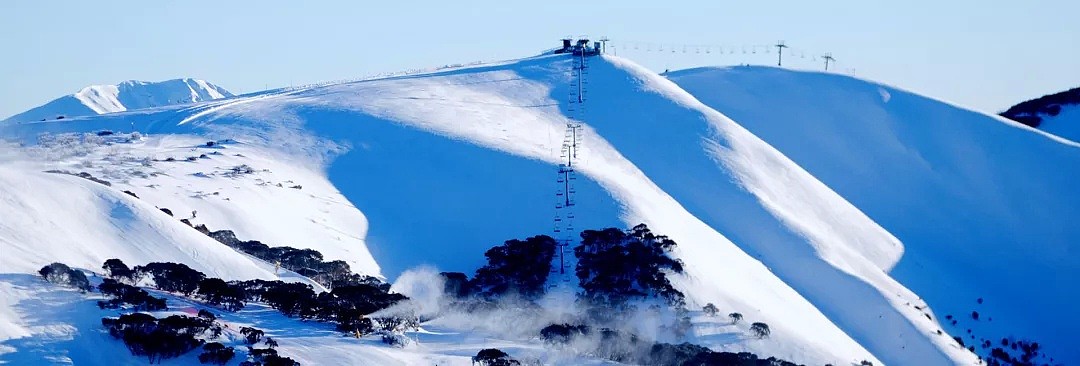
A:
[2,78,232,123]
[0,54,1037,365]
[670,65,1080,365]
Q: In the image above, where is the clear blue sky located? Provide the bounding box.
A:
[2,0,1077,118]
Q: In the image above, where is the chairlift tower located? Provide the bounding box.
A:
[553,122,582,275]
[553,43,591,276]
[822,53,836,71]
[775,41,788,67]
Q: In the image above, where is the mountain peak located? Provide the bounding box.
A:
[3,78,233,123]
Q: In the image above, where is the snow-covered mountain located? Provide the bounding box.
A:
[999,87,1080,142]
[2,78,233,123]
[669,65,1080,365]
[1,54,1074,365]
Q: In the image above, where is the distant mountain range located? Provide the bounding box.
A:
[2,78,232,123]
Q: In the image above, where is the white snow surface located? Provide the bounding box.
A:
[669,65,1080,365]
[0,134,379,278]
[3,78,233,123]
[1036,104,1080,142]
[73,85,125,114]
[2,54,1061,365]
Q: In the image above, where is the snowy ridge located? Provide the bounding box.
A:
[3,78,233,123]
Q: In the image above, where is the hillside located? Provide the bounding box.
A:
[2,78,232,123]
[669,65,1080,365]
[2,53,1062,364]
[1000,87,1080,142]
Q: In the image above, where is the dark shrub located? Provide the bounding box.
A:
[473,348,520,366]
[575,224,684,308]
[325,284,407,316]
[98,278,167,311]
[261,354,300,366]
[240,326,265,345]
[134,262,206,296]
[102,258,136,283]
[102,313,205,364]
[208,230,241,246]
[439,272,472,298]
[750,322,770,339]
[540,323,591,344]
[472,235,557,299]
[247,347,300,366]
[703,303,718,317]
[196,278,246,311]
[197,309,216,321]
[335,313,373,336]
[38,262,91,291]
[234,280,316,317]
[197,342,234,365]
[647,342,711,366]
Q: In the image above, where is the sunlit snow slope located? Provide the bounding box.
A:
[670,65,1080,365]
[0,55,999,365]
[3,78,232,123]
